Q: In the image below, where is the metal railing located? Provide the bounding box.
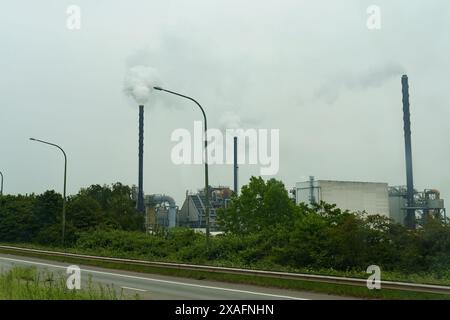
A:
[1,245,449,295]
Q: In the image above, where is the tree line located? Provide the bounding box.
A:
[0,183,144,245]
[0,178,449,275]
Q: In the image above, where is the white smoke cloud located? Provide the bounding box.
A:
[348,62,406,90]
[218,110,264,131]
[219,111,242,131]
[123,65,161,105]
[315,62,406,104]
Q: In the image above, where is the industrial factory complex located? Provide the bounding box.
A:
[136,75,446,232]
[142,178,446,232]
[144,187,232,232]
[293,178,446,224]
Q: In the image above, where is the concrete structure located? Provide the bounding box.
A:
[295,178,390,217]
[294,178,446,225]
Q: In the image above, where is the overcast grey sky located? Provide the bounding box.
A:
[1,0,449,206]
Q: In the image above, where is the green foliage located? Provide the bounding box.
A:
[0,183,143,246]
[0,194,36,242]
[217,177,298,234]
[67,195,103,230]
[33,191,62,229]
[0,267,122,300]
[79,183,144,231]
[216,176,450,274]
[34,223,78,246]
[1,178,450,279]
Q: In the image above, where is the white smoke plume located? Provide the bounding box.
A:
[315,62,406,104]
[219,111,242,131]
[123,65,161,105]
[347,62,406,90]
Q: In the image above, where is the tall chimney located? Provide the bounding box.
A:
[137,105,145,213]
[402,75,415,229]
[233,136,238,195]
[309,176,316,205]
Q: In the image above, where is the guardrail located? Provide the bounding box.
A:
[1,244,450,295]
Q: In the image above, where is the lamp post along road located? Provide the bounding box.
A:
[29,138,67,246]
[153,87,211,244]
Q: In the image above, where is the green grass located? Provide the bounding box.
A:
[5,241,450,286]
[0,266,125,300]
[0,246,449,300]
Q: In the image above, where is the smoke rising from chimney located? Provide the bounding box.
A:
[315,62,406,104]
[123,65,161,104]
[219,111,242,131]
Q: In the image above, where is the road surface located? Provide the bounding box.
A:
[0,253,353,300]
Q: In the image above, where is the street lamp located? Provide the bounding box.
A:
[0,171,3,196]
[29,138,67,246]
[153,86,211,244]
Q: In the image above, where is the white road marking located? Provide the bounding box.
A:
[0,256,308,300]
[121,286,147,292]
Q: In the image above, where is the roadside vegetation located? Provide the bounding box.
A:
[1,178,450,295]
[0,266,122,300]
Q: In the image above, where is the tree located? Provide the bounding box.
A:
[0,194,36,242]
[217,177,298,234]
[32,190,62,229]
[66,194,102,230]
[419,218,450,272]
[79,183,144,231]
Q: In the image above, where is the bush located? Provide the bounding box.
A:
[1,180,450,277]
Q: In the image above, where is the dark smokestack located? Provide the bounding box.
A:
[402,75,415,229]
[137,105,145,213]
[233,136,238,195]
[309,176,316,205]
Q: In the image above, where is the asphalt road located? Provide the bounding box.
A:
[0,253,352,300]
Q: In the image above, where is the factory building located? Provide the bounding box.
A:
[294,75,447,227]
[144,194,178,232]
[294,178,446,225]
[388,187,446,224]
[136,186,232,232]
[178,187,232,231]
[294,177,390,217]
[145,205,170,232]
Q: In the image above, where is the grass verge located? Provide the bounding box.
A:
[0,247,449,300]
[0,266,123,300]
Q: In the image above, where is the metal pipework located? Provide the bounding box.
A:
[149,194,177,228]
[401,75,416,229]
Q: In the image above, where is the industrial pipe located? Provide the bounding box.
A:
[149,194,177,228]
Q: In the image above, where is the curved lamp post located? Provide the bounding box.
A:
[153,86,211,245]
[30,138,67,246]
